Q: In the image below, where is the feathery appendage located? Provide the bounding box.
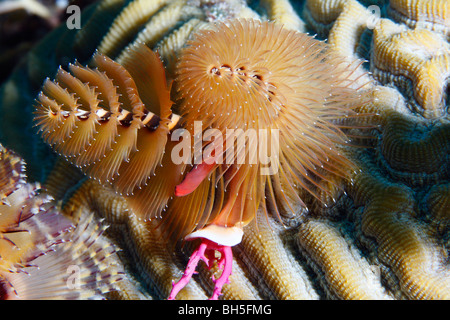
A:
[172,18,373,230]
[34,44,174,198]
[3,212,124,300]
[0,144,72,275]
[0,144,123,300]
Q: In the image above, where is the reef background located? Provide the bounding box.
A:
[0,0,449,300]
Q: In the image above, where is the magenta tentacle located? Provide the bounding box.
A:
[168,238,233,300]
[168,241,209,300]
[209,245,233,300]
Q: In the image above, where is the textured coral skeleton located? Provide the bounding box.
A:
[0,0,449,300]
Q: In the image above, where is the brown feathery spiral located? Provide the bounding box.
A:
[34,44,174,197]
[0,145,122,299]
[172,19,371,230]
[0,144,72,274]
[0,144,26,205]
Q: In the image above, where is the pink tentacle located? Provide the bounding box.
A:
[209,245,233,300]
[168,241,209,300]
[168,238,234,300]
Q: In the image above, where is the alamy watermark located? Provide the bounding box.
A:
[65,4,382,31]
[66,265,81,290]
[366,5,381,30]
[59,4,385,178]
[66,4,81,29]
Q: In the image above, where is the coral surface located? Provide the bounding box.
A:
[0,0,449,300]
